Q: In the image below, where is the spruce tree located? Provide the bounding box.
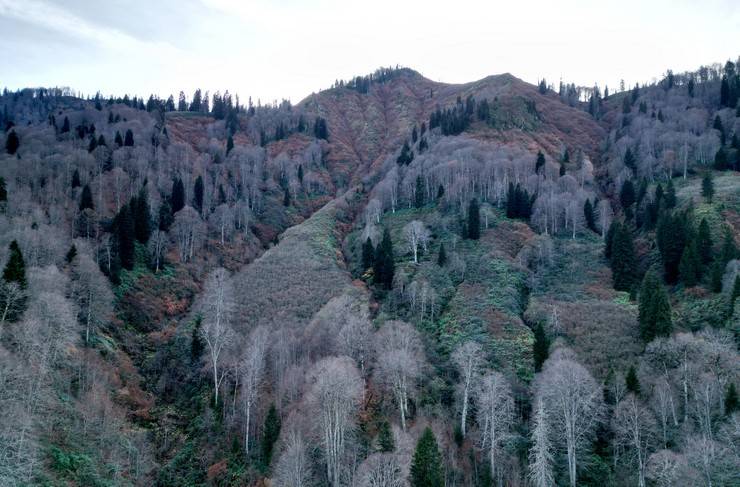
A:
[625,365,640,395]
[620,180,636,218]
[720,227,737,265]
[261,404,281,466]
[664,179,676,208]
[702,172,714,202]
[61,116,70,133]
[710,261,724,293]
[437,243,447,267]
[171,178,185,213]
[584,199,596,232]
[124,129,134,147]
[374,228,395,289]
[71,169,81,188]
[0,177,6,206]
[115,204,136,271]
[79,184,94,211]
[361,237,375,271]
[679,239,701,287]
[610,224,637,292]
[697,218,713,265]
[410,427,443,487]
[725,383,739,415]
[283,187,291,207]
[114,131,123,147]
[65,244,77,264]
[535,151,546,174]
[604,221,619,260]
[133,189,151,243]
[5,130,19,155]
[2,240,27,289]
[533,322,550,372]
[638,270,672,342]
[415,175,425,208]
[193,176,204,213]
[226,134,234,155]
[467,198,480,240]
[657,212,688,284]
[378,420,395,452]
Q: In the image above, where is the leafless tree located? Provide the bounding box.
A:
[452,340,483,437]
[356,453,404,487]
[148,230,167,273]
[0,281,25,326]
[306,356,364,487]
[210,203,234,245]
[403,220,430,264]
[172,206,205,262]
[476,371,514,482]
[69,253,114,345]
[240,325,269,455]
[273,430,313,487]
[528,397,555,487]
[374,321,424,431]
[199,267,236,405]
[613,394,656,487]
[535,350,603,487]
[596,200,613,239]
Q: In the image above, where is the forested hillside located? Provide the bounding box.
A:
[0,60,738,487]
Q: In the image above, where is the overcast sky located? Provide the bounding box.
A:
[1,0,738,104]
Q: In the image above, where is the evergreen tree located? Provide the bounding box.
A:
[283,187,291,207]
[623,148,636,172]
[720,227,737,265]
[415,175,425,208]
[604,221,619,260]
[410,427,444,487]
[5,130,19,155]
[61,116,70,133]
[638,270,672,342]
[79,184,94,211]
[467,198,480,240]
[397,140,414,165]
[697,218,713,265]
[610,224,637,292]
[171,178,185,213]
[378,420,395,452]
[114,131,123,147]
[132,188,152,243]
[714,148,728,171]
[657,212,688,284]
[87,135,98,153]
[620,180,636,218]
[437,243,447,267]
[261,404,281,466]
[226,134,234,155]
[115,204,136,271]
[533,322,550,372]
[0,177,6,207]
[559,162,566,176]
[65,244,77,264]
[625,365,640,395]
[535,151,546,174]
[584,199,597,232]
[373,228,395,290]
[679,240,701,287]
[702,172,714,202]
[664,179,676,208]
[725,383,739,415]
[71,169,81,188]
[158,200,174,232]
[361,237,375,271]
[3,240,27,289]
[124,129,134,147]
[193,176,204,213]
[190,318,204,362]
[313,117,328,140]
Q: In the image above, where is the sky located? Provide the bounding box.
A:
[1,0,739,104]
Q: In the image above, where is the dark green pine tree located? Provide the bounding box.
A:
[114,131,123,147]
[657,213,688,284]
[71,169,81,188]
[532,322,550,372]
[373,228,395,290]
[378,420,395,452]
[709,260,724,293]
[3,240,27,289]
[87,135,98,153]
[610,224,637,292]
[193,175,204,213]
[115,204,136,270]
[664,179,676,209]
[226,134,234,155]
[410,427,444,487]
[638,270,672,342]
[702,172,714,202]
[415,175,425,209]
[720,227,738,265]
[397,140,414,165]
[535,151,546,174]
[679,237,702,287]
[584,199,597,233]
[132,189,152,243]
[714,148,728,171]
[79,184,94,211]
[437,243,447,267]
[625,365,641,395]
[283,187,291,207]
[604,221,619,260]
[725,383,738,415]
[61,116,70,133]
[697,218,713,265]
[5,130,20,155]
[190,318,204,363]
[467,198,480,240]
[620,180,636,219]
[65,244,77,264]
[361,237,375,272]
[0,176,7,206]
[261,404,281,466]
[559,162,566,176]
[623,148,637,172]
[124,129,135,147]
[171,178,186,213]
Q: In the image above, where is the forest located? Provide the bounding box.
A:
[0,59,739,487]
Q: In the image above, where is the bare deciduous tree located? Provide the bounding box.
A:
[356,453,404,487]
[241,325,269,455]
[476,371,514,482]
[273,430,313,487]
[199,267,235,405]
[613,394,656,487]
[70,253,114,345]
[528,397,555,487]
[452,340,483,438]
[403,220,430,264]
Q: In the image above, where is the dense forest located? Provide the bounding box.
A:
[0,59,739,487]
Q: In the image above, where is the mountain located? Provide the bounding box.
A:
[0,60,739,486]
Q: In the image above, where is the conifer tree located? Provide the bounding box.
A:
[720,227,737,265]
[3,240,27,289]
[79,184,94,211]
[725,383,738,415]
[584,199,597,233]
[283,187,291,207]
[605,221,619,260]
[114,131,123,147]
[610,224,637,291]
[710,261,724,293]
[171,178,185,213]
[378,420,395,452]
[115,204,136,270]
[374,228,395,289]
[535,151,546,174]
[702,172,714,202]
[361,237,375,271]
[5,130,19,155]
[410,427,444,487]
[397,140,414,165]
[664,179,676,208]
[533,321,550,372]
[226,134,234,155]
[0,177,6,207]
[132,188,151,243]
[638,270,672,342]
[679,239,701,287]
[71,169,81,188]
[61,116,70,133]
[193,176,204,213]
[657,212,688,284]
[697,218,713,265]
[415,175,424,208]
[437,243,447,267]
[620,180,636,218]
[124,129,134,147]
[261,404,281,466]
[467,198,481,240]
[65,244,77,264]
[625,365,640,395]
